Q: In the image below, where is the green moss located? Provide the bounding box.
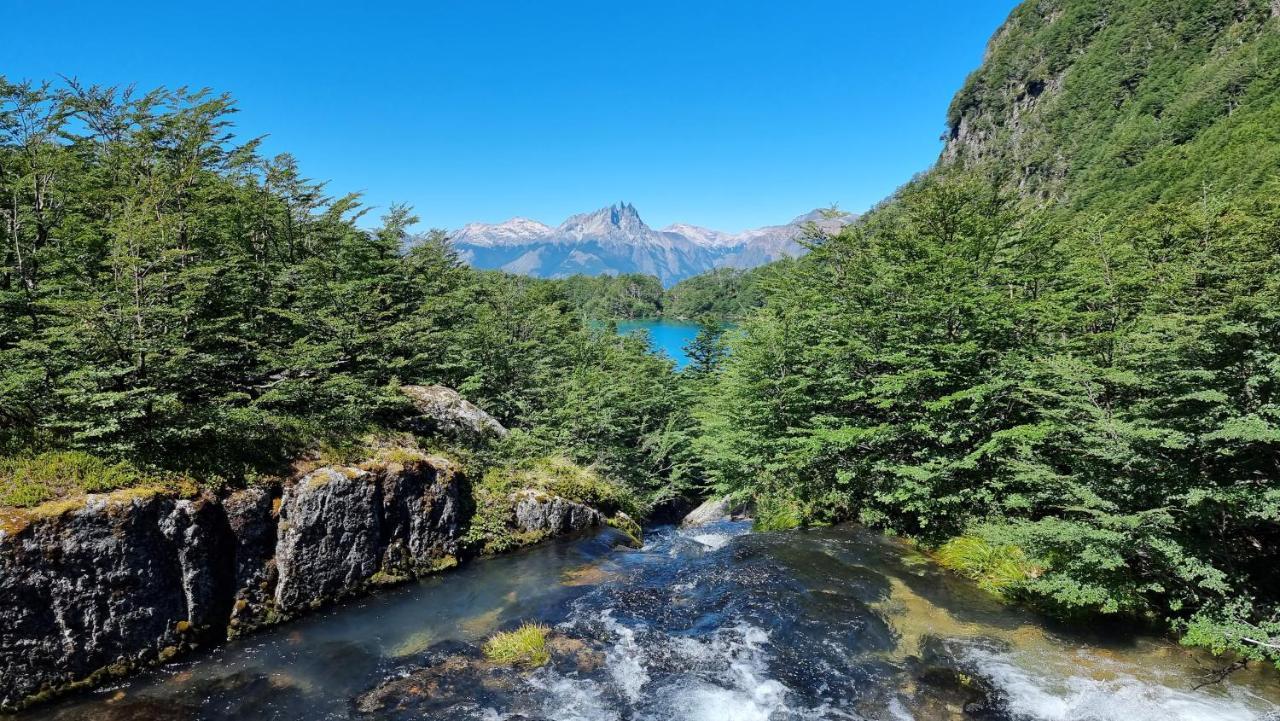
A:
[935,535,1041,597]
[607,513,643,547]
[482,622,551,667]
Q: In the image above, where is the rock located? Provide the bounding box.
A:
[221,486,279,635]
[401,385,508,442]
[158,495,236,636]
[647,494,697,525]
[680,497,748,528]
[377,458,462,579]
[512,490,603,537]
[274,467,383,612]
[0,490,196,710]
[0,452,618,711]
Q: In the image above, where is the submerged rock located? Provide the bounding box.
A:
[357,634,604,718]
[401,384,508,442]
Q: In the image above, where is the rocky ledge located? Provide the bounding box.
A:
[0,450,612,711]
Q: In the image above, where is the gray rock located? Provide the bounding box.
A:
[512,489,603,536]
[377,459,461,577]
[274,468,382,612]
[680,497,747,528]
[0,492,193,710]
[401,385,508,441]
[158,495,235,634]
[221,486,279,634]
[0,454,612,711]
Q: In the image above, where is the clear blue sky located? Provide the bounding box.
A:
[3,0,1018,232]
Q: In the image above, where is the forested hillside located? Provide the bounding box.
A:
[0,80,695,508]
[695,0,1280,666]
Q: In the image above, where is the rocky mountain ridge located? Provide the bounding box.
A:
[450,203,855,285]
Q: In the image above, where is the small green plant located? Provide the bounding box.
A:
[935,535,1040,597]
[482,622,551,667]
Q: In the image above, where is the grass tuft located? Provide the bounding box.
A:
[482,622,551,667]
[935,535,1040,596]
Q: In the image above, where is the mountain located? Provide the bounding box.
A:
[450,203,855,285]
[941,0,1280,213]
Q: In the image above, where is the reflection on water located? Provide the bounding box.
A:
[13,522,1280,720]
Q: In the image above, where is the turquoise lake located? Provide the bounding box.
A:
[614,318,701,369]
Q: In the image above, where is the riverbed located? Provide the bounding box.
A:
[16,522,1280,720]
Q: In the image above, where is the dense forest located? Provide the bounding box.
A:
[0,80,696,512]
[3,0,1280,677]
[553,265,778,323]
[695,0,1280,668]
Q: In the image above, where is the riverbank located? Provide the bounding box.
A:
[13,521,1280,720]
[0,440,638,712]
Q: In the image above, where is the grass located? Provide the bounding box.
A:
[0,451,147,508]
[482,622,551,667]
[934,535,1041,597]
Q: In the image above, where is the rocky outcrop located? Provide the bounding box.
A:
[512,489,604,537]
[401,385,508,442]
[0,455,463,712]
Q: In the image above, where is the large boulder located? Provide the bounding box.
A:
[0,454,466,711]
[274,467,383,612]
[0,489,218,710]
[512,489,604,537]
[401,385,508,442]
[680,497,749,528]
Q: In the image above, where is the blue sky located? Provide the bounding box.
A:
[3,1,1018,232]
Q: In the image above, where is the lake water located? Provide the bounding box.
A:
[615,319,702,369]
[23,522,1280,721]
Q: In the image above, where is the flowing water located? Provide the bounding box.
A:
[17,522,1280,721]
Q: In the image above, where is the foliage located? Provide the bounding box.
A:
[662,266,777,321]
[482,622,551,667]
[695,172,1280,665]
[0,78,694,517]
[463,455,641,555]
[556,273,664,319]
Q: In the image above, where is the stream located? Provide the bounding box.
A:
[18,521,1280,720]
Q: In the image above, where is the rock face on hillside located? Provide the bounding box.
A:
[401,384,508,442]
[0,456,462,711]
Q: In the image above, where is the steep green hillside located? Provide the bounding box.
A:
[944,0,1280,212]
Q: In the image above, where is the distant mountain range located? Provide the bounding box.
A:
[449,203,856,285]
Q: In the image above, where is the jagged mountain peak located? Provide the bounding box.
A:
[449,204,856,285]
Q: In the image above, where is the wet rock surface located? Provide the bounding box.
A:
[679,496,749,527]
[356,635,605,719]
